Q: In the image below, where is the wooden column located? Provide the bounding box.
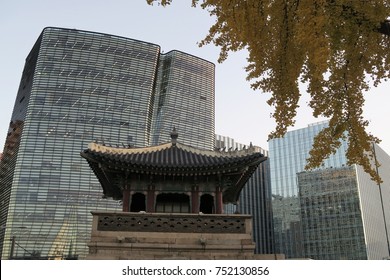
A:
[191,185,199,213]
[122,176,131,212]
[147,185,155,213]
[216,186,223,214]
[122,189,130,212]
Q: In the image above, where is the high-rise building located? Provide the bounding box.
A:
[269,121,390,259]
[0,27,215,259]
[151,51,215,150]
[297,166,367,260]
[215,134,274,254]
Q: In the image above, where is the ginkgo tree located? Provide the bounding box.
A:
[147,0,390,183]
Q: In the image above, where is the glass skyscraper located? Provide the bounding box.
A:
[298,166,367,259]
[269,121,390,259]
[0,27,215,259]
[151,51,215,150]
[216,135,274,254]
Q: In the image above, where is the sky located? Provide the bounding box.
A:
[0,0,389,154]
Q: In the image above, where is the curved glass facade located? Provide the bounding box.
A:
[0,27,215,259]
[151,51,215,150]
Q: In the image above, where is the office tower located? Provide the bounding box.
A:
[215,134,274,254]
[297,166,367,259]
[151,51,215,150]
[0,27,215,259]
[269,121,390,259]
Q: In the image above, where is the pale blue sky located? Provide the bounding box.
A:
[1,0,389,154]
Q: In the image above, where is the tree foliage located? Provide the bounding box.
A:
[147,0,390,183]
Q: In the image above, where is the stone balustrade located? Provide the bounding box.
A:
[95,212,250,234]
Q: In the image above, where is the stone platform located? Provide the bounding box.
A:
[86,211,284,260]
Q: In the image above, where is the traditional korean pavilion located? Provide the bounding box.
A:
[81,128,266,214]
[80,130,283,259]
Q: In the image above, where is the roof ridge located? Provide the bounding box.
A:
[88,142,172,154]
[88,141,261,158]
[176,142,261,158]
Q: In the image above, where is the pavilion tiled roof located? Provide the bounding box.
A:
[80,130,266,202]
[81,140,265,175]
